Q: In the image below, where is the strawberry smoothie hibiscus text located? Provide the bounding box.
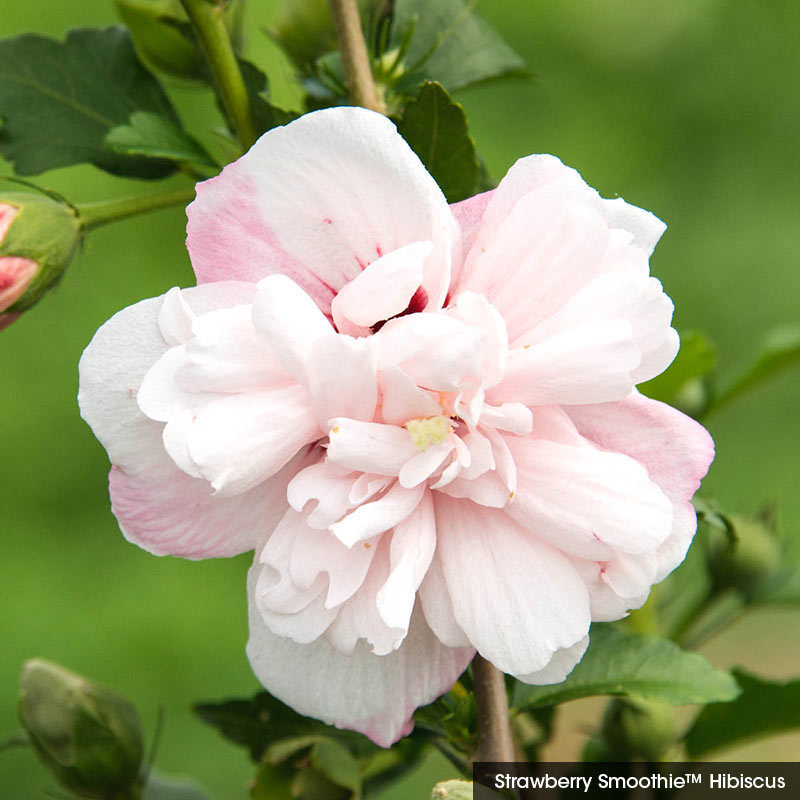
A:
[79,108,713,746]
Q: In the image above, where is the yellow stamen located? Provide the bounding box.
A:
[404,415,453,451]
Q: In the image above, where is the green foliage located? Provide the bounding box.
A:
[685,669,800,757]
[388,0,529,94]
[0,27,182,178]
[513,625,740,709]
[105,111,217,170]
[640,330,716,415]
[237,59,298,138]
[708,324,800,415]
[113,0,243,81]
[195,690,427,799]
[397,81,479,203]
[144,771,211,800]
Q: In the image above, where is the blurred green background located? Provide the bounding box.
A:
[1,0,799,796]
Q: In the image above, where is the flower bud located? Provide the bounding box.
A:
[114,0,243,81]
[600,697,677,762]
[431,780,474,799]
[707,513,780,594]
[0,193,81,330]
[18,659,143,798]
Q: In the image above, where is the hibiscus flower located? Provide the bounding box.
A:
[78,107,714,746]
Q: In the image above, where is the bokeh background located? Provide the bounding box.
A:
[2,1,799,796]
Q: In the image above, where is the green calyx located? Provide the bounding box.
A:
[18,659,144,799]
[0,192,82,315]
[114,0,243,81]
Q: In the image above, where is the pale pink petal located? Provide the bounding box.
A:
[78,282,257,477]
[325,539,404,656]
[108,445,314,558]
[247,562,474,747]
[602,197,666,255]
[376,491,436,633]
[307,334,378,426]
[514,636,589,685]
[188,385,320,495]
[449,189,492,286]
[157,287,196,345]
[331,240,431,333]
[448,292,508,388]
[491,320,641,406]
[566,392,714,580]
[451,430,494,481]
[521,272,678,384]
[330,482,425,547]
[435,496,590,675]
[418,551,472,648]
[479,402,533,435]
[505,435,673,560]
[379,366,442,426]
[398,442,453,488]
[0,257,37,311]
[568,557,649,621]
[181,304,289,392]
[326,418,419,475]
[377,313,482,392]
[437,471,510,508]
[188,107,456,313]
[251,274,334,386]
[287,460,358,529]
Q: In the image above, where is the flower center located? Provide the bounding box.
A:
[404,415,453,451]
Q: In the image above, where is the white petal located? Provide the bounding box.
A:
[418,551,472,648]
[435,495,590,675]
[379,366,442,426]
[308,334,378,426]
[189,107,456,312]
[247,565,474,747]
[189,385,320,495]
[287,460,357,529]
[330,481,425,547]
[506,435,674,560]
[252,274,333,387]
[327,418,419,476]
[376,491,436,633]
[514,636,589,684]
[332,240,431,332]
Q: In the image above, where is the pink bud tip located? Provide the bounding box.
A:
[0,256,39,313]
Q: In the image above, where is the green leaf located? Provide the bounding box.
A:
[143,771,211,800]
[685,669,800,757]
[237,59,297,137]
[0,27,180,178]
[250,761,294,800]
[513,625,740,708]
[397,81,479,202]
[709,324,800,414]
[311,739,362,796]
[640,331,716,408]
[389,0,529,94]
[105,111,217,169]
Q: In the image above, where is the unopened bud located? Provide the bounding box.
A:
[0,193,81,330]
[18,659,143,798]
[600,697,677,762]
[114,0,243,81]
[707,513,780,594]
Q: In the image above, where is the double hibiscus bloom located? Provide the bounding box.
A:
[79,108,713,746]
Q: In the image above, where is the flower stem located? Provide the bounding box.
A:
[328,0,386,113]
[472,655,515,762]
[76,185,197,232]
[178,0,257,150]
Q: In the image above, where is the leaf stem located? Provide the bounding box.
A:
[472,655,515,762]
[178,0,257,150]
[328,0,386,113]
[76,185,197,232]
